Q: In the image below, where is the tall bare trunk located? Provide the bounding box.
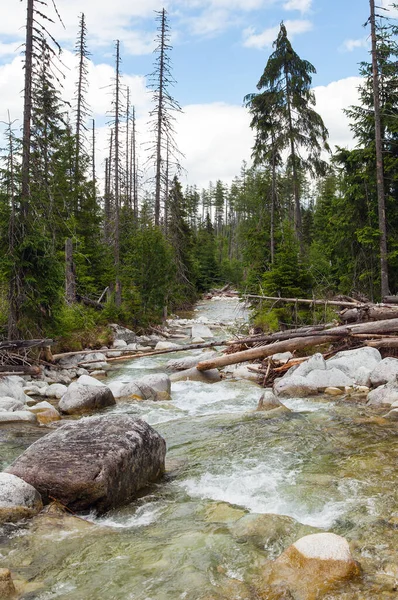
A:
[114,41,121,306]
[370,0,389,298]
[154,9,166,226]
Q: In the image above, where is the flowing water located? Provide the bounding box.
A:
[1,298,398,599]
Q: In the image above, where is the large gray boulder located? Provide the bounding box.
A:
[0,377,26,403]
[109,323,137,344]
[136,374,171,399]
[370,357,398,387]
[6,415,166,513]
[118,381,160,401]
[287,353,326,378]
[274,375,318,398]
[326,346,381,380]
[305,367,354,390]
[166,351,216,371]
[191,324,214,339]
[170,367,221,383]
[58,383,116,414]
[366,380,398,406]
[0,473,43,523]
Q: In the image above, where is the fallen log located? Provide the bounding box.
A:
[234,293,362,309]
[366,338,398,348]
[196,334,343,371]
[0,365,41,376]
[197,317,398,371]
[0,338,54,351]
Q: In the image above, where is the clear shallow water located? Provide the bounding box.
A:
[1,299,398,599]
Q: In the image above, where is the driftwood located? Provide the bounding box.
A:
[366,338,398,348]
[197,334,342,371]
[196,317,398,371]
[0,365,41,376]
[0,338,54,351]
[236,293,362,308]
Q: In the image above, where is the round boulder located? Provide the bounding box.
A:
[6,414,166,513]
[263,532,360,599]
[58,383,116,414]
[0,473,43,523]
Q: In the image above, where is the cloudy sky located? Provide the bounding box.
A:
[0,0,395,189]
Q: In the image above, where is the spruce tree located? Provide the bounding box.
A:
[246,23,330,250]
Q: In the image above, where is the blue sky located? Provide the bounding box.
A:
[0,0,394,187]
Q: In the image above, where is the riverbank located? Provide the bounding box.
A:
[1,297,398,599]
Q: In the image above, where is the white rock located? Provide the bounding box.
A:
[191,324,214,339]
[382,408,398,420]
[0,377,27,403]
[27,401,54,413]
[0,411,37,423]
[0,397,25,412]
[324,387,344,396]
[327,346,381,379]
[58,383,115,414]
[45,383,68,399]
[135,374,171,399]
[370,356,398,387]
[112,339,127,348]
[192,337,205,343]
[76,375,106,387]
[271,351,293,365]
[109,323,137,343]
[125,343,138,351]
[274,375,318,398]
[288,353,326,378]
[155,341,181,351]
[118,381,158,401]
[170,367,221,383]
[306,367,354,390]
[293,533,353,561]
[367,381,398,406]
[228,364,260,382]
[355,366,372,387]
[76,368,89,377]
[106,350,122,358]
[0,473,43,523]
[108,381,125,399]
[167,351,216,371]
[23,385,43,396]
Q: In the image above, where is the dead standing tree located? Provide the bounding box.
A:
[147,8,183,227]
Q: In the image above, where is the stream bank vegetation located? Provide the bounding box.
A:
[1,0,398,360]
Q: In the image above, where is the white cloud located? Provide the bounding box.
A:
[340,37,368,53]
[283,0,312,13]
[243,19,313,49]
[313,76,361,150]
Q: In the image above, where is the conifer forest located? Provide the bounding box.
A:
[1,0,397,342]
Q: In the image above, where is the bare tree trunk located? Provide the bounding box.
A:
[154,9,166,226]
[131,106,138,220]
[114,40,122,307]
[74,12,85,212]
[370,0,389,298]
[92,119,96,201]
[65,238,76,304]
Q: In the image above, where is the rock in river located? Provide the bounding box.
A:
[58,382,116,414]
[0,472,43,523]
[260,532,360,600]
[6,414,166,513]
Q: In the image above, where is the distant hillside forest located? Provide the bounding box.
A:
[1,1,397,340]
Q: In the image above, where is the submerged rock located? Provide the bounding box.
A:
[0,472,43,523]
[0,568,16,599]
[261,532,360,600]
[170,367,221,383]
[256,391,290,416]
[6,414,166,513]
[58,383,116,414]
